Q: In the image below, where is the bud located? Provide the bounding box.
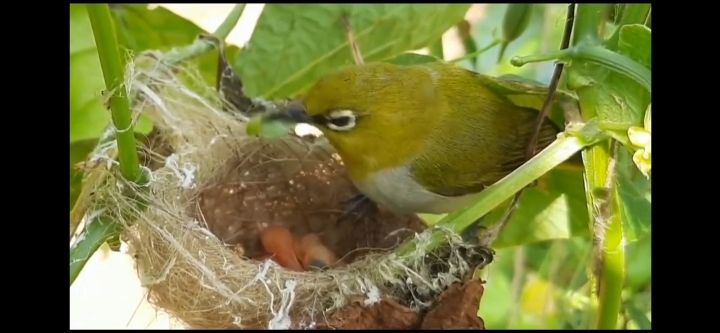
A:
[628,104,651,178]
[502,4,533,43]
[498,4,533,62]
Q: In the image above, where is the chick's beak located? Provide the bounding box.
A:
[264,101,313,124]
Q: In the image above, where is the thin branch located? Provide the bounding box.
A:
[163,4,247,65]
[480,3,577,247]
[527,3,575,158]
[595,141,625,329]
[343,14,365,65]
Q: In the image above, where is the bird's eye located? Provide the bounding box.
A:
[325,109,357,131]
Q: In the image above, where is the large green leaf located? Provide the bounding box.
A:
[625,231,651,291]
[470,4,565,82]
[234,4,471,99]
[492,166,590,248]
[616,146,651,242]
[110,4,226,85]
[70,4,114,143]
[111,4,206,52]
[70,4,217,143]
[568,25,650,128]
[618,25,651,69]
[569,66,649,128]
[70,139,100,208]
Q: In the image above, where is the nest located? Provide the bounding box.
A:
[79,53,491,329]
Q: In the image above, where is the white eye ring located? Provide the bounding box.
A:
[326,109,357,131]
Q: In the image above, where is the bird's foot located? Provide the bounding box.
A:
[337,193,378,225]
[460,223,496,269]
[467,244,496,271]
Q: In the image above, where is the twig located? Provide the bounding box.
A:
[481,3,576,247]
[163,4,246,65]
[397,129,600,258]
[343,14,364,65]
[526,3,576,158]
[449,39,500,63]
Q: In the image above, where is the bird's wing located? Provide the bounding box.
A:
[409,69,561,197]
[475,72,578,129]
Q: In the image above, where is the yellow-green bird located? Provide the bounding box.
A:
[263,61,562,215]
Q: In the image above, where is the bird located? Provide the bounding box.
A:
[260,61,562,216]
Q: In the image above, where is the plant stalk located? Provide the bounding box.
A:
[71,4,246,285]
[163,4,246,64]
[594,142,625,329]
[397,128,602,258]
[87,4,143,184]
[511,45,650,93]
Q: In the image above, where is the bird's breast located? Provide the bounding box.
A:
[354,164,477,215]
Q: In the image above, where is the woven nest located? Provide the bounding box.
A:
[80,53,491,329]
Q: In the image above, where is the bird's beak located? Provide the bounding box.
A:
[264,101,313,124]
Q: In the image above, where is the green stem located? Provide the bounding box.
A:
[429,38,444,60]
[214,4,246,38]
[397,127,603,257]
[580,142,606,324]
[619,4,651,26]
[450,39,501,63]
[70,216,122,284]
[511,46,650,93]
[606,4,651,48]
[456,20,478,66]
[71,4,246,285]
[163,4,246,64]
[87,4,143,184]
[595,143,625,329]
[573,4,607,45]
[72,3,139,285]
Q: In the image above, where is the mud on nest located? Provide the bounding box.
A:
[80,53,492,329]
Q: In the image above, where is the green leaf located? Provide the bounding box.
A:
[605,4,651,49]
[235,4,471,99]
[246,115,293,139]
[70,4,114,142]
[618,25,651,69]
[386,52,440,65]
[472,4,562,82]
[71,4,221,143]
[498,4,534,63]
[70,4,153,143]
[71,216,122,284]
[626,302,651,329]
[70,139,99,208]
[111,4,206,52]
[568,23,650,128]
[567,14,650,324]
[616,147,651,242]
[619,4,651,26]
[571,67,650,127]
[625,232,651,292]
[478,249,514,328]
[566,15,651,241]
[492,166,590,248]
[110,4,228,84]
